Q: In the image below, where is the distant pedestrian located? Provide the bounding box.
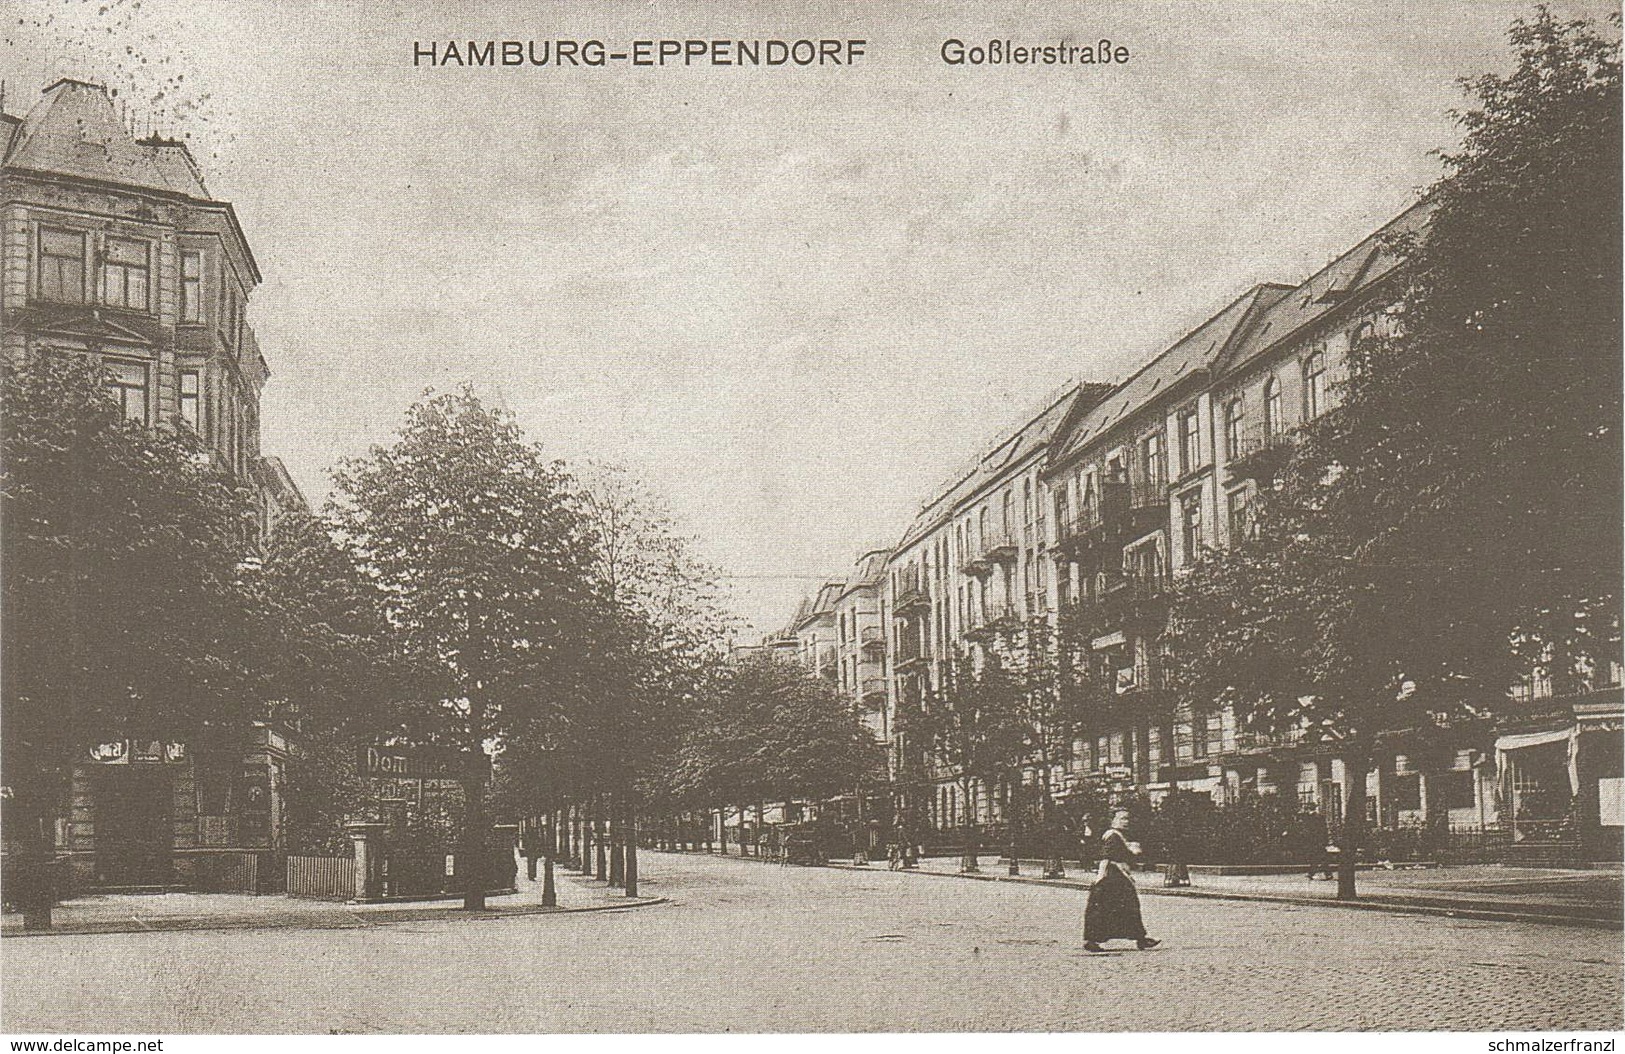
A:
[1083,810,1160,953]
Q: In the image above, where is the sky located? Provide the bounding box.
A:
[3,0,1614,640]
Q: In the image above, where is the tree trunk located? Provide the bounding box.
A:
[755,800,766,858]
[625,806,640,897]
[736,801,747,857]
[460,742,490,912]
[594,800,608,880]
[541,809,557,908]
[960,780,980,873]
[609,799,626,887]
[1337,746,1372,901]
[12,781,56,931]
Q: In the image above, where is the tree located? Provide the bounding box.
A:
[1,354,258,927]
[249,513,448,854]
[921,651,1026,872]
[332,387,600,910]
[660,654,882,847]
[1170,8,1621,900]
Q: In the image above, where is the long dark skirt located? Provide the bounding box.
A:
[1083,864,1147,942]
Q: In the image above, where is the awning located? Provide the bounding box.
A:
[1494,727,1573,752]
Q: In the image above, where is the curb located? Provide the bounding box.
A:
[0,893,668,940]
[823,860,1623,931]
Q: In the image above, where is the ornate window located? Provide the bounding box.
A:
[1304,348,1328,420]
[1263,375,1283,438]
[101,237,150,311]
[180,250,204,323]
[38,227,85,302]
[1224,397,1245,458]
[104,358,148,425]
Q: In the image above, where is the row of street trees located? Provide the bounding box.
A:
[2,364,883,921]
[907,8,1621,899]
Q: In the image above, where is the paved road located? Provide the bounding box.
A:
[4,852,1620,1033]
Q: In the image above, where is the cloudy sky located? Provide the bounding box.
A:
[3,0,1611,639]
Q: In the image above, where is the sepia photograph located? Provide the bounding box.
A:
[0,0,1620,1040]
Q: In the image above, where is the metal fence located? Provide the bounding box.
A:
[286,854,355,898]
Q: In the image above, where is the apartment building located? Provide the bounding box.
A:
[1,80,307,891]
[883,381,1113,831]
[832,550,891,745]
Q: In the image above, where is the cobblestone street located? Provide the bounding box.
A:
[4,852,1619,1033]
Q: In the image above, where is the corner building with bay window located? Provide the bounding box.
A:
[1,80,308,891]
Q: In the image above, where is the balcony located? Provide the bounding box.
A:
[963,599,1021,642]
[960,524,1021,576]
[1054,478,1167,560]
[861,677,888,701]
[859,625,886,656]
[1099,574,1170,632]
[1226,423,1296,483]
[894,630,927,670]
[894,568,930,615]
[982,525,1020,564]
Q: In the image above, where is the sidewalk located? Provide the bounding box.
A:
[1,862,663,939]
[829,854,1623,929]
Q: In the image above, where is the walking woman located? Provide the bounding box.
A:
[1083,809,1161,952]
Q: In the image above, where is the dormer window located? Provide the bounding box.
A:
[100,236,150,311]
[38,227,85,303]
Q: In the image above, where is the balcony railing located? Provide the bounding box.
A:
[1099,573,1170,630]
[963,599,1021,641]
[1054,476,1168,558]
[861,677,888,700]
[1226,422,1295,482]
[895,568,929,614]
[859,625,886,654]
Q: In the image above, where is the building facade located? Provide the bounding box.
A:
[1,80,307,891]
[762,198,1621,859]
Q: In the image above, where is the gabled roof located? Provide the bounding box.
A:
[3,80,211,199]
[892,380,1108,556]
[1048,282,1292,471]
[1218,198,1435,375]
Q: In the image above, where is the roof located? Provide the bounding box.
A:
[792,581,845,631]
[3,80,211,198]
[2,78,262,288]
[837,549,890,600]
[1048,282,1292,470]
[1218,198,1435,375]
[892,380,1107,555]
[257,456,310,515]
